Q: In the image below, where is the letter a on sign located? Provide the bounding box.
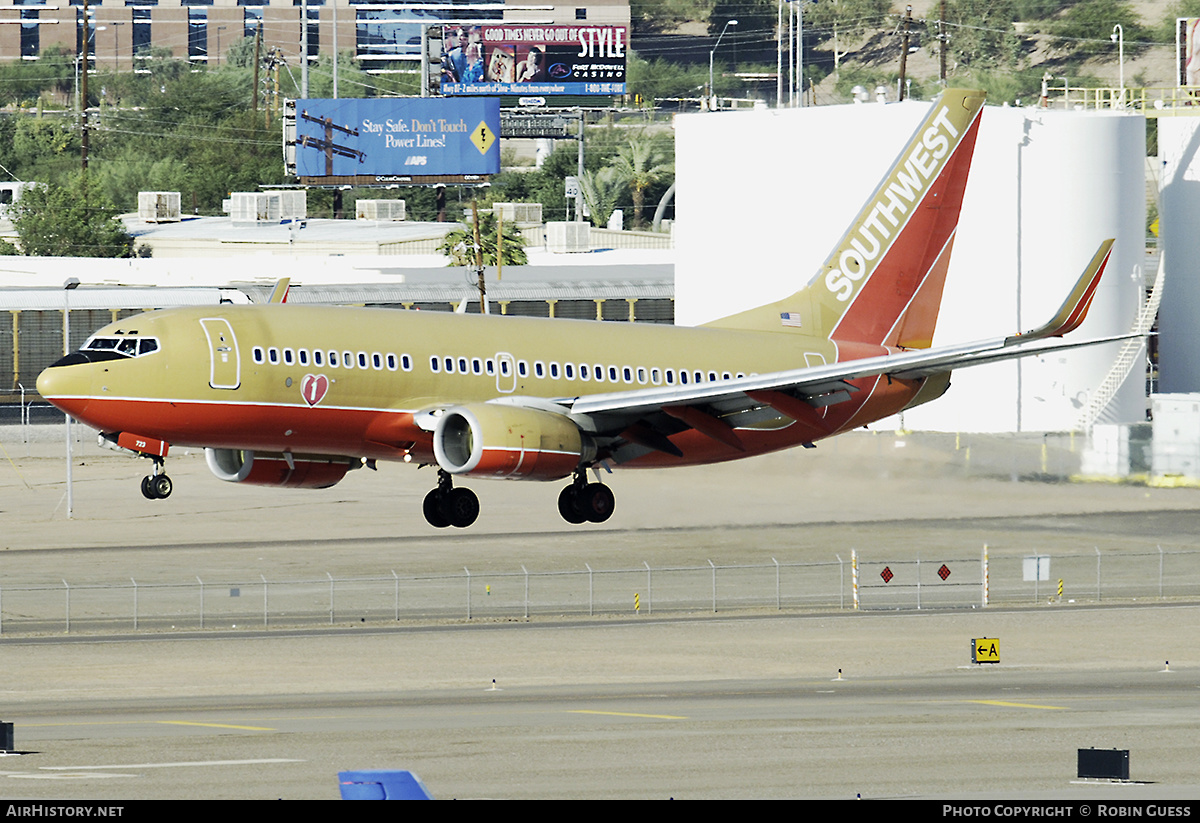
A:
[971,638,1000,664]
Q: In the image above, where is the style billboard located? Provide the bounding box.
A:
[1180,17,1200,86]
[291,98,501,183]
[439,25,626,96]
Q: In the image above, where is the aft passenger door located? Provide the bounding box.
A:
[200,318,240,390]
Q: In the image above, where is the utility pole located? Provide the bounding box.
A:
[471,200,486,314]
[898,5,912,101]
[252,21,261,117]
[80,0,90,173]
[939,0,947,84]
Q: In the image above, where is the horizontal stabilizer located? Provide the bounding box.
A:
[268,278,291,304]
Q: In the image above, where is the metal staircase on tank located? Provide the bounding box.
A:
[1074,249,1163,432]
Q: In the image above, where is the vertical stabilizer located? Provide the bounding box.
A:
[706,89,986,349]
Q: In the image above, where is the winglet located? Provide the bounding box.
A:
[268,278,291,304]
[1005,239,1114,345]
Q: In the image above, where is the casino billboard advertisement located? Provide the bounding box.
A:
[1180,17,1200,86]
[439,25,626,96]
[291,97,500,184]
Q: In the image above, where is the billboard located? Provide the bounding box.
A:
[1180,17,1200,86]
[291,98,500,183]
[439,25,626,96]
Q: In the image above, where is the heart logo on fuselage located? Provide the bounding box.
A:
[300,373,329,407]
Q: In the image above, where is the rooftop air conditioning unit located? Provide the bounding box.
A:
[546,221,589,253]
[229,191,307,224]
[138,191,182,223]
[357,200,406,221]
[230,193,279,224]
[493,202,543,225]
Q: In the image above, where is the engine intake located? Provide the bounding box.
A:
[205,448,356,489]
[433,403,594,480]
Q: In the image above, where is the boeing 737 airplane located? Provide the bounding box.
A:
[38,89,1123,529]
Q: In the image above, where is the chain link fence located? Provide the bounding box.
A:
[2,548,1197,635]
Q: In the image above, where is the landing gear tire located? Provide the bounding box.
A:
[151,474,173,499]
[578,483,615,523]
[445,487,479,529]
[423,489,451,528]
[558,481,614,524]
[422,472,479,529]
[558,486,587,524]
[141,473,173,500]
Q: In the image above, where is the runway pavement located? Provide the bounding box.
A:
[2,425,1200,799]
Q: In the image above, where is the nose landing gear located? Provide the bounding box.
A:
[140,460,173,500]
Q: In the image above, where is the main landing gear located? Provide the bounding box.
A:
[558,471,615,525]
[140,459,173,500]
[423,469,479,529]
[421,469,616,528]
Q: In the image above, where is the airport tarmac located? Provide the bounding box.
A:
[2,425,1200,799]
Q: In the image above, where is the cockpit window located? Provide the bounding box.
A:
[83,335,161,359]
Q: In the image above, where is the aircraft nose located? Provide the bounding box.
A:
[37,361,90,417]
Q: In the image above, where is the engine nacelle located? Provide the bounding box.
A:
[205,448,355,489]
[433,403,594,480]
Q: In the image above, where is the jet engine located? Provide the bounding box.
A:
[205,448,357,489]
[433,403,595,480]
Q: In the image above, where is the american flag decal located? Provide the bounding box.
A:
[780,312,802,328]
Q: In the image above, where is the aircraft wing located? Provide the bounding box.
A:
[549,239,1135,447]
[560,329,1135,419]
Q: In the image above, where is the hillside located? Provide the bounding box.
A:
[638,0,1189,105]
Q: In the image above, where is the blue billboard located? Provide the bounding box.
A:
[294,98,501,180]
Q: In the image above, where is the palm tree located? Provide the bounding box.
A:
[611,134,672,230]
[579,166,624,228]
[438,209,528,267]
